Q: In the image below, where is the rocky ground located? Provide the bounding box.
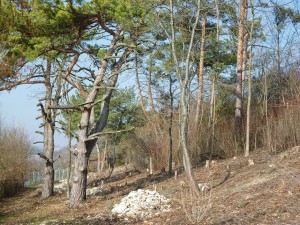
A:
[1,146,300,224]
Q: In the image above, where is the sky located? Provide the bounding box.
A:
[0,71,136,151]
[0,84,68,149]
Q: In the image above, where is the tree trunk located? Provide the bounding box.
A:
[195,14,207,128]
[42,60,54,198]
[209,77,215,159]
[235,0,247,146]
[42,122,54,198]
[169,0,201,196]
[242,31,249,100]
[136,55,159,136]
[101,137,108,173]
[241,3,249,100]
[245,0,254,157]
[70,137,89,206]
[149,157,153,175]
[168,75,174,175]
[96,143,101,177]
[208,0,219,160]
[180,85,199,195]
[148,68,161,132]
[69,32,128,207]
[67,118,72,198]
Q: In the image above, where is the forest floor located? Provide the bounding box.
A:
[1,146,300,225]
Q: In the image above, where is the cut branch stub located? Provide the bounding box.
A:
[70,147,78,156]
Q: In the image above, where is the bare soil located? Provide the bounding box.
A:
[1,147,300,225]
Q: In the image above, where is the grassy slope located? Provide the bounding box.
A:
[1,147,300,225]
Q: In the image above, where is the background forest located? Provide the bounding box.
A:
[0,0,300,210]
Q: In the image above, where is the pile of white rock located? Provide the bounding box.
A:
[54,180,109,196]
[111,189,171,219]
[54,179,68,193]
[86,186,110,196]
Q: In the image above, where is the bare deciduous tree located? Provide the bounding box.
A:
[169,0,201,195]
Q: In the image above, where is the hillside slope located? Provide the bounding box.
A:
[1,147,300,224]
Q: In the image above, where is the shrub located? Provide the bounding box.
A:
[0,122,31,197]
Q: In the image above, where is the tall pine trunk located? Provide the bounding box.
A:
[245,0,254,157]
[195,14,207,128]
[235,0,248,147]
[168,75,174,175]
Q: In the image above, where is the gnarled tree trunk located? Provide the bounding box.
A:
[69,32,130,207]
[41,60,54,198]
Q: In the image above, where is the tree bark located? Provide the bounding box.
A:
[135,54,159,136]
[42,60,54,198]
[69,31,129,207]
[209,78,216,158]
[168,75,174,175]
[148,68,161,132]
[67,118,72,199]
[96,142,101,177]
[195,14,207,128]
[245,0,254,157]
[235,0,248,146]
[242,31,249,100]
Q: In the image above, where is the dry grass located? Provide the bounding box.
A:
[1,147,300,224]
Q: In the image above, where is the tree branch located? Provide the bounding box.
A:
[85,127,135,142]
[0,77,45,91]
[98,15,116,36]
[37,153,50,163]
[47,105,81,110]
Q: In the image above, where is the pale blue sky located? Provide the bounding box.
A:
[0,84,68,149]
[0,72,136,150]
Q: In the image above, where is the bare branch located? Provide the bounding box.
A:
[36,115,43,120]
[85,127,135,142]
[47,105,81,110]
[37,102,48,120]
[0,77,45,91]
[35,131,44,135]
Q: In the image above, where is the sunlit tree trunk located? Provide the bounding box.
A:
[67,118,72,198]
[235,0,248,146]
[245,0,254,157]
[135,55,159,136]
[242,5,249,100]
[41,60,54,198]
[195,14,207,128]
[168,75,174,175]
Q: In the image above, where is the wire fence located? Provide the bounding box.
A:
[24,168,71,187]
